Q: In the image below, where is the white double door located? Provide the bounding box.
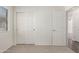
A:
[16,7,66,45]
[16,9,53,45]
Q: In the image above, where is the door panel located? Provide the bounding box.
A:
[52,7,66,46]
[33,7,52,45]
[16,12,34,44]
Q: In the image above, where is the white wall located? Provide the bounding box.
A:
[65,6,73,11]
[0,6,14,52]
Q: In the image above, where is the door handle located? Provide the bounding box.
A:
[33,29,36,31]
[52,29,56,31]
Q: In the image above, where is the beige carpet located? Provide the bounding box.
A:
[4,44,74,53]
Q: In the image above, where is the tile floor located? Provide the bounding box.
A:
[4,44,74,53]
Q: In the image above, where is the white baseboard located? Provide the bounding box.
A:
[35,43,66,46]
[35,42,52,45]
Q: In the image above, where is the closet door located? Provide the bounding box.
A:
[16,12,34,44]
[16,7,52,45]
[33,7,52,45]
[52,7,66,46]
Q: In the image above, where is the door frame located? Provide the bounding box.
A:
[13,7,26,45]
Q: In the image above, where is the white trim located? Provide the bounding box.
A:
[13,7,17,45]
[35,42,53,45]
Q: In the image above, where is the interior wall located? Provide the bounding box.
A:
[0,6,14,52]
[65,6,73,11]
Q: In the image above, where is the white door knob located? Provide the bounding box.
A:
[33,29,36,31]
[52,29,56,31]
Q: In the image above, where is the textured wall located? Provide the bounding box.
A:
[0,6,14,52]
